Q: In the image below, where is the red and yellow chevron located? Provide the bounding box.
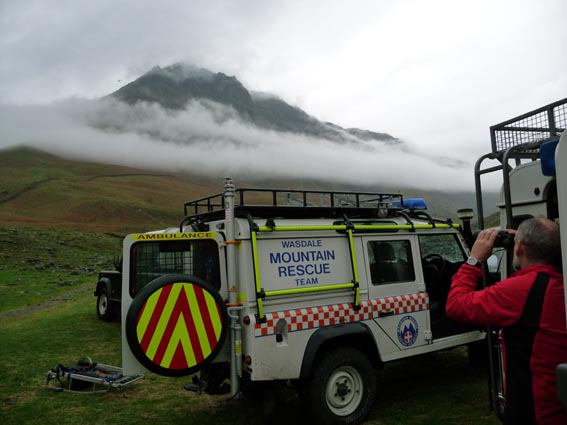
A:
[135,282,223,370]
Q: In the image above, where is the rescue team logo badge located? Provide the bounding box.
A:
[397,315,418,347]
[125,274,227,377]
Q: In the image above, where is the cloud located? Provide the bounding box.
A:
[0,97,481,190]
[0,0,564,188]
[0,0,284,104]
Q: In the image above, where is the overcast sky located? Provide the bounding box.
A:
[0,0,565,190]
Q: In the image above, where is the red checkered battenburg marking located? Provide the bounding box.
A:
[254,293,429,337]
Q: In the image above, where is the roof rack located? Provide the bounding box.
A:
[183,188,405,221]
[490,97,566,154]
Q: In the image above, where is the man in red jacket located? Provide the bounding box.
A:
[446,217,567,425]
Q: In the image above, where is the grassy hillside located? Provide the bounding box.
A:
[0,146,220,233]
[0,227,122,314]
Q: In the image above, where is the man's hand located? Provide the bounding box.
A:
[470,229,499,263]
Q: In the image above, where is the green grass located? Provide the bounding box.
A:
[0,298,252,425]
[0,227,122,313]
[0,270,90,312]
[0,227,501,425]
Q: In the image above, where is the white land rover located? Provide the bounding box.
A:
[120,181,484,425]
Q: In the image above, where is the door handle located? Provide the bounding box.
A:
[380,310,394,317]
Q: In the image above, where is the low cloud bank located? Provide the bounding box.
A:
[0,98,479,190]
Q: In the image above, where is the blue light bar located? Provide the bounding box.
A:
[392,198,428,210]
[541,138,559,176]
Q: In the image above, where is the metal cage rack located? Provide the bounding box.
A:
[490,97,566,154]
[183,188,406,221]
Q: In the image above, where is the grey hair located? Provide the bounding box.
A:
[516,217,561,265]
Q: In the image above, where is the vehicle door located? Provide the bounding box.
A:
[417,232,469,339]
[362,235,429,350]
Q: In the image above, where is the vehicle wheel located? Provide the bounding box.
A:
[96,286,114,322]
[305,347,376,425]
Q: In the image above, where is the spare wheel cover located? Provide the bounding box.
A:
[125,274,228,377]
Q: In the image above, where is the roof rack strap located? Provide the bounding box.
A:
[264,218,276,230]
[413,211,435,227]
[342,214,354,230]
[397,210,415,232]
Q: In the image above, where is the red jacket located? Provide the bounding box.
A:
[447,264,567,425]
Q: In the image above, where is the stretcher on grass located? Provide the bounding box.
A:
[45,358,143,394]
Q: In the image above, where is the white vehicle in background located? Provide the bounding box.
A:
[473,98,567,419]
[119,181,484,425]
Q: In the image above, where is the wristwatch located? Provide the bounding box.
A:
[466,257,482,268]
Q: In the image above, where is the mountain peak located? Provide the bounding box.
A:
[146,63,216,83]
[109,63,399,145]
[112,62,253,111]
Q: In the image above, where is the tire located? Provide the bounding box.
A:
[304,347,376,425]
[96,286,114,322]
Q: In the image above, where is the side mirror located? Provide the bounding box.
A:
[113,255,123,272]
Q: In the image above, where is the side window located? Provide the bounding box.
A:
[418,234,466,263]
[418,234,466,295]
[368,240,415,285]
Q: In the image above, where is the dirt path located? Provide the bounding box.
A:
[0,178,55,204]
[85,173,166,182]
[0,173,167,205]
[0,284,93,320]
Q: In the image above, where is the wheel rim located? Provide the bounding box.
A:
[325,365,364,416]
[98,293,108,316]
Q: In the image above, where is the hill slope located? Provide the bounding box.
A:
[0,147,498,233]
[0,146,220,233]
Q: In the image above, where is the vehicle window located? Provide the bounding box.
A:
[130,240,220,297]
[418,234,466,263]
[367,240,415,285]
[418,234,466,298]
